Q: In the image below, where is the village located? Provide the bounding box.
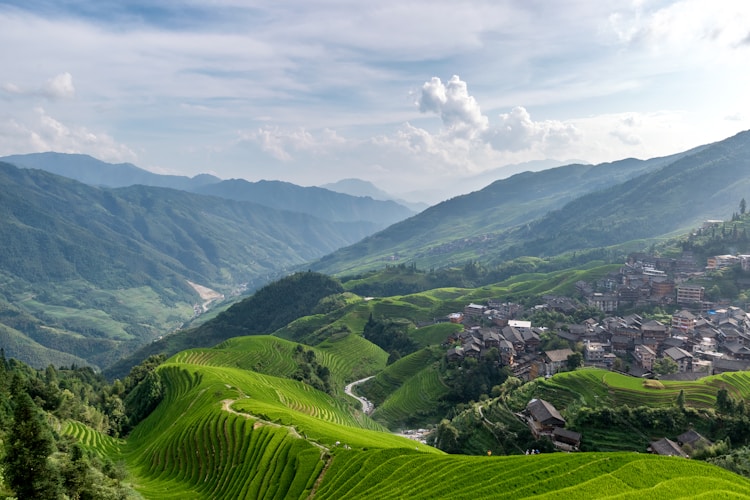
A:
[440,244,750,455]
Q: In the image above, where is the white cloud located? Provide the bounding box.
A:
[237,126,347,162]
[414,75,580,156]
[417,75,488,140]
[2,72,75,100]
[41,72,75,100]
[0,108,136,163]
[486,106,581,153]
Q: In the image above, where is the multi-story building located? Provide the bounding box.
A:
[671,310,696,333]
[677,285,704,305]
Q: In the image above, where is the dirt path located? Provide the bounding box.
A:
[221,398,333,498]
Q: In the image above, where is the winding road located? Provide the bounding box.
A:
[344,376,375,414]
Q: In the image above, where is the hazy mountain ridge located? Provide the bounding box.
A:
[194,178,415,227]
[0,152,220,190]
[3,152,417,229]
[321,178,430,213]
[309,143,709,274]
[0,162,380,368]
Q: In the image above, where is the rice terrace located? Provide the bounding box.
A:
[51,339,750,498]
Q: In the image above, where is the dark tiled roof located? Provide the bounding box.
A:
[527,398,565,426]
[649,438,687,457]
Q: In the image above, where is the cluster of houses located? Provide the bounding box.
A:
[576,248,750,313]
[442,245,750,380]
[520,397,714,457]
[648,430,713,458]
[443,297,750,383]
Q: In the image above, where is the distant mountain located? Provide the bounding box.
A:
[193,179,415,227]
[3,153,416,229]
[321,178,430,213]
[1,152,220,190]
[0,162,378,369]
[507,130,750,259]
[320,178,394,201]
[309,142,712,275]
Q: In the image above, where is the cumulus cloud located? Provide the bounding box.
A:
[486,106,581,152]
[414,75,580,155]
[417,75,488,140]
[0,108,136,163]
[2,72,75,100]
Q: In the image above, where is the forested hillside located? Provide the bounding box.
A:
[310,145,705,275]
[104,272,344,380]
[0,163,372,369]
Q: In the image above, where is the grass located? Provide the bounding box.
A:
[512,368,750,411]
[316,450,750,499]
[61,348,750,499]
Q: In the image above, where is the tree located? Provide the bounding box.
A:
[677,389,685,409]
[741,198,747,215]
[434,419,460,453]
[567,352,584,371]
[652,357,678,376]
[2,392,61,499]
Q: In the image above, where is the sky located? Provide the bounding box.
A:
[1,0,750,203]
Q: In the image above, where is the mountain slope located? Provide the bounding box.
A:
[1,152,219,190]
[310,147,702,274]
[193,178,414,227]
[0,164,375,368]
[507,129,750,259]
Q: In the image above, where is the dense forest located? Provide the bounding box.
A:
[0,349,166,498]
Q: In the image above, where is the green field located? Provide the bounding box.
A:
[513,367,750,411]
[317,449,750,499]
[56,352,750,499]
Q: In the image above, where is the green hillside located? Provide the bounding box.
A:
[58,351,750,499]
[309,147,703,275]
[310,131,750,276]
[0,162,377,369]
[104,271,345,380]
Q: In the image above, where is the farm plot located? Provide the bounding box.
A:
[317,450,750,499]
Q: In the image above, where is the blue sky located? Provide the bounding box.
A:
[1,0,749,202]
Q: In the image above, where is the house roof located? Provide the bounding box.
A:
[649,438,688,457]
[553,427,582,443]
[635,344,656,356]
[713,358,750,372]
[664,346,693,361]
[642,320,666,331]
[677,429,712,448]
[545,348,574,363]
[527,398,565,426]
[673,310,696,320]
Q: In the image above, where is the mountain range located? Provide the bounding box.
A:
[0,160,408,369]
[2,130,750,370]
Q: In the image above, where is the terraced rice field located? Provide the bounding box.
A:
[66,354,750,499]
[316,449,750,499]
[314,332,388,381]
[527,368,750,410]
[63,420,125,459]
[373,364,449,428]
[123,362,444,497]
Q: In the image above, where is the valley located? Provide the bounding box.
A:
[5,132,750,497]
